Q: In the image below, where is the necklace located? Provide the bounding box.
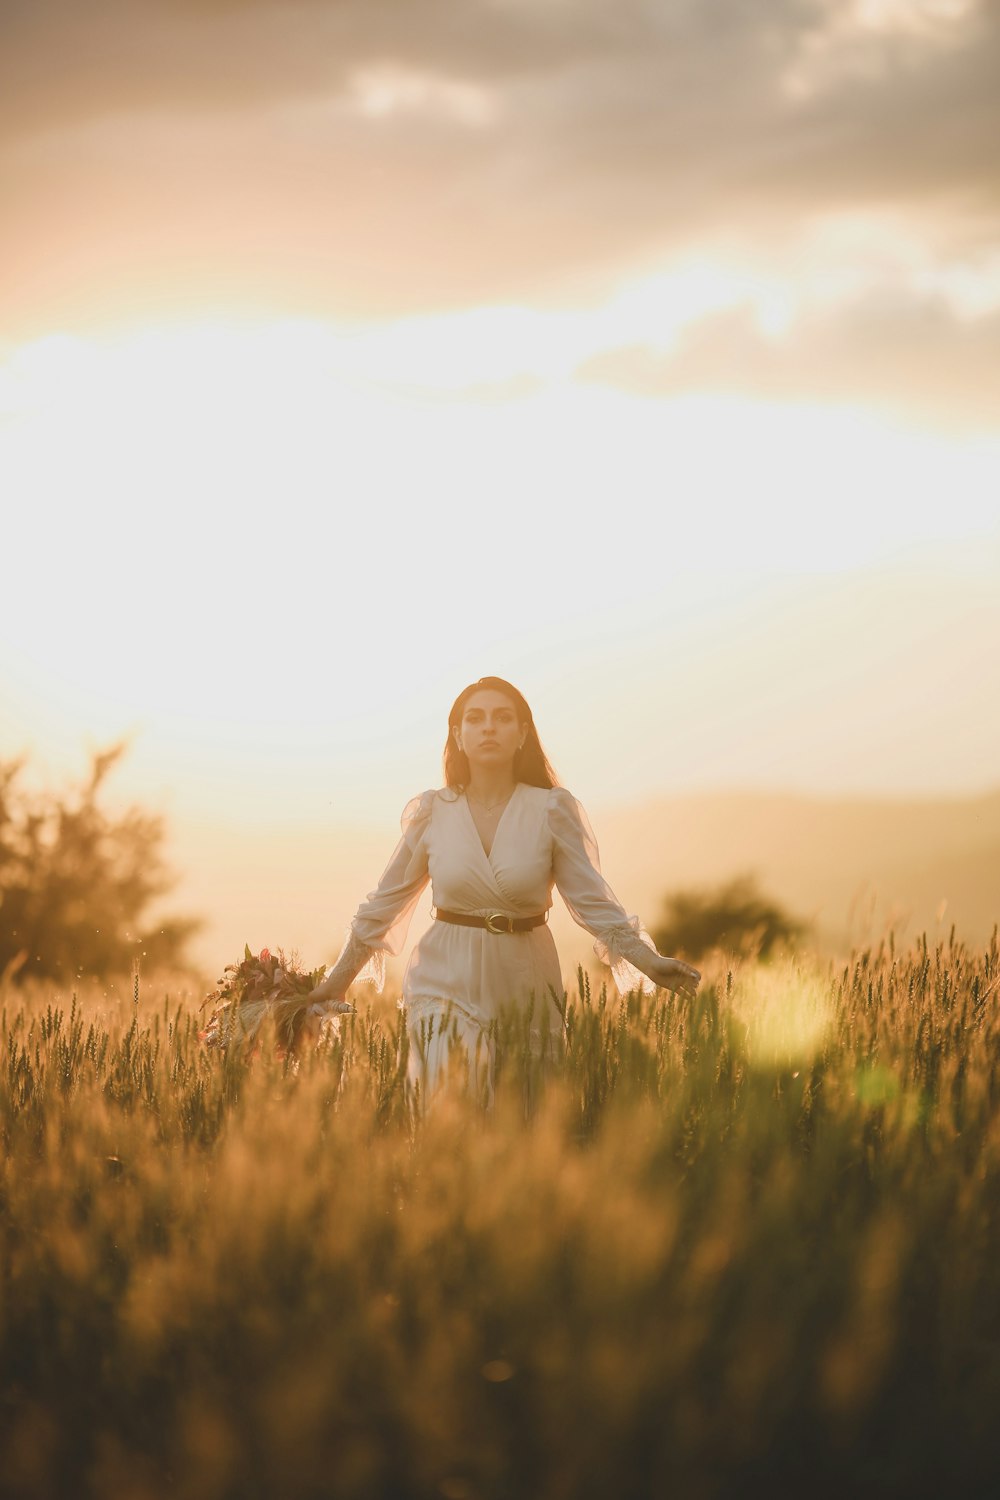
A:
[467,789,513,816]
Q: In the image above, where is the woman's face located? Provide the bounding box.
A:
[455,689,524,773]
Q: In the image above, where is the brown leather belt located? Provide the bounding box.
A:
[435,908,548,935]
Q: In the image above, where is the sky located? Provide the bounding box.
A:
[1,0,999,964]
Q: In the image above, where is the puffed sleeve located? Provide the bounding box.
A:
[319,790,434,996]
[548,787,660,997]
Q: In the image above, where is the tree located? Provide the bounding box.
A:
[651,873,806,963]
[0,744,201,984]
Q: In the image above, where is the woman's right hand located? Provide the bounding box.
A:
[305,976,353,1011]
[298,982,354,1051]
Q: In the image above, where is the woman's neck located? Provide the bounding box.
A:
[466,768,517,804]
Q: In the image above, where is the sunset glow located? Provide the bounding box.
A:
[2,0,998,969]
[5,15,1000,1490]
[3,312,997,824]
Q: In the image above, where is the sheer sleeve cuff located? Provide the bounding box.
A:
[593,917,660,997]
[322,929,387,997]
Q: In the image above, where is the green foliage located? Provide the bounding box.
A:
[653,871,806,961]
[1,928,999,1497]
[0,744,200,984]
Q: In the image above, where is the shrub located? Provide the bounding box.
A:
[653,872,806,961]
[0,743,200,984]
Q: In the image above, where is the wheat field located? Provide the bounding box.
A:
[2,933,999,1499]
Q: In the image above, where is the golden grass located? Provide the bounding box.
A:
[2,929,999,1498]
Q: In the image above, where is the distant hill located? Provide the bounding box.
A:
[171,788,1000,985]
[594,787,1000,957]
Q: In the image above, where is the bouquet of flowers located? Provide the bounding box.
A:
[199,945,351,1053]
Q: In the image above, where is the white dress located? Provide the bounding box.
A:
[318,783,661,1093]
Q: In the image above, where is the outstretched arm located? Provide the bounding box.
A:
[549,789,700,997]
[307,791,434,1008]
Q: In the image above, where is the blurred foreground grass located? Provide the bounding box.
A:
[2,932,1000,1499]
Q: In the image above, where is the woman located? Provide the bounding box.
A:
[305,677,700,1094]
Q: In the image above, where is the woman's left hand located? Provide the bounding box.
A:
[648,954,701,996]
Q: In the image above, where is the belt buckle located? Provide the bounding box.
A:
[485,911,514,934]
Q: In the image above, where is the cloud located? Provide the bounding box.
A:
[577,291,1000,428]
[1,0,999,332]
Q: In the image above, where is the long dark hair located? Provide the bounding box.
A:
[443,676,559,790]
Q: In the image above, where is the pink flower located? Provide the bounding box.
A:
[259,948,271,963]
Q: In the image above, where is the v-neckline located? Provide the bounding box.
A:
[463,782,520,861]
